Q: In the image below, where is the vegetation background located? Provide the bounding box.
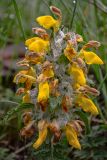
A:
[0,0,107,160]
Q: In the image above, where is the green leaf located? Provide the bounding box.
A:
[75,110,91,134]
[58,54,69,65]
[99,124,107,130]
[49,96,62,110]
[0,100,19,108]
[3,103,34,123]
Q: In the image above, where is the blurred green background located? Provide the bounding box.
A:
[0,0,107,160]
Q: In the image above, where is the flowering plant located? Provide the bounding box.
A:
[14,6,103,150]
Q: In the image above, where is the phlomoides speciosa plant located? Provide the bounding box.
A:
[13,6,103,151]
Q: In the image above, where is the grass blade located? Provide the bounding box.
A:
[12,0,26,40]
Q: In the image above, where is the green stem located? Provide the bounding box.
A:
[12,0,26,40]
[94,99,106,123]
[51,139,54,160]
[98,72,107,90]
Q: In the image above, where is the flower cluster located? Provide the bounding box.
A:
[14,6,103,150]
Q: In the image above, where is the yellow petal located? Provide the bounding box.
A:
[65,124,81,149]
[64,45,76,62]
[33,121,48,149]
[43,68,54,78]
[25,53,43,64]
[27,67,36,77]
[28,39,49,53]
[36,15,58,29]
[25,79,32,91]
[13,67,36,84]
[23,91,31,103]
[76,94,99,115]
[73,83,81,89]
[68,63,86,86]
[25,37,41,46]
[79,50,103,65]
[13,70,27,83]
[37,81,49,102]
[33,128,47,149]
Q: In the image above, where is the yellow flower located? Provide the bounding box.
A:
[68,63,86,87]
[76,94,99,115]
[65,124,81,149]
[13,70,27,84]
[64,44,77,62]
[42,61,54,78]
[25,37,49,54]
[23,91,31,103]
[25,37,41,46]
[25,52,43,64]
[27,67,36,77]
[13,71,36,84]
[33,120,48,149]
[43,69,54,78]
[13,67,36,91]
[79,50,103,65]
[13,67,36,84]
[73,83,81,89]
[37,81,49,102]
[36,15,60,31]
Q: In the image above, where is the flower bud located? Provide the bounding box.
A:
[76,34,83,42]
[50,6,62,19]
[16,87,25,95]
[20,120,35,138]
[84,85,100,96]
[32,27,49,39]
[83,40,101,49]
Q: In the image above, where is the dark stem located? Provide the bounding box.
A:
[70,0,78,29]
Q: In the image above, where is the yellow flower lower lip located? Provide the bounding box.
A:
[25,37,49,54]
[37,81,49,102]
[14,74,36,84]
[33,128,47,149]
[36,15,58,29]
[65,124,81,149]
[13,67,36,92]
[79,49,103,65]
[33,120,48,149]
[42,69,54,78]
[68,63,86,86]
[76,94,99,115]
[64,45,76,62]
[25,37,41,46]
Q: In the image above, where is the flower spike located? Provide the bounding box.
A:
[13,5,103,151]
